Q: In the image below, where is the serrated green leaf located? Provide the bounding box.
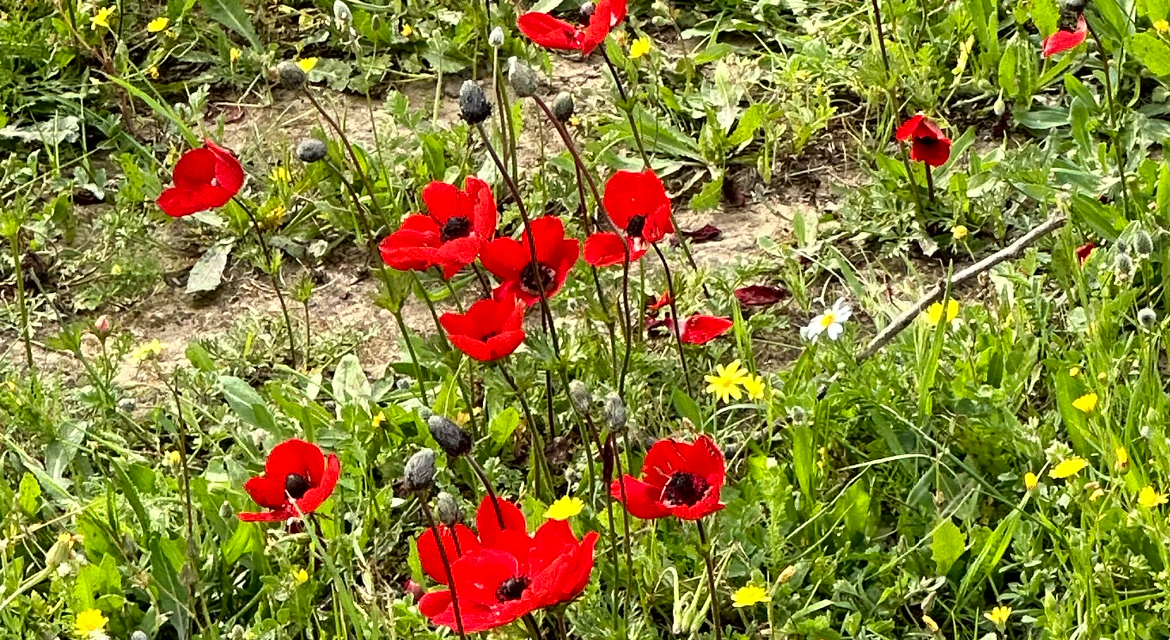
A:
[199,0,260,48]
[932,520,967,575]
[689,176,723,211]
[1130,32,1170,75]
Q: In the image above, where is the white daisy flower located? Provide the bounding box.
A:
[801,299,851,342]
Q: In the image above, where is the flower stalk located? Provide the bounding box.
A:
[233,197,299,369]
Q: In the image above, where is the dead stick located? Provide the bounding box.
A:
[856,214,1067,362]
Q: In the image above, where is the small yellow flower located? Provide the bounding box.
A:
[1069,366,1081,378]
[544,496,584,521]
[230,47,242,63]
[922,614,940,633]
[731,585,770,608]
[74,609,108,638]
[569,115,581,127]
[1116,447,1129,469]
[1024,472,1038,490]
[742,374,767,400]
[1139,485,1168,508]
[984,605,1012,627]
[925,299,960,326]
[371,411,385,428]
[1072,392,1098,413]
[1049,456,1088,479]
[110,264,124,276]
[1090,487,1105,501]
[58,532,73,545]
[293,567,309,584]
[629,35,652,59]
[297,57,318,73]
[1096,371,1107,381]
[952,224,968,241]
[90,6,114,30]
[147,65,159,79]
[1156,19,1169,33]
[147,16,169,32]
[130,339,164,362]
[271,166,290,183]
[166,450,182,466]
[704,359,751,404]
[401,23,414,37]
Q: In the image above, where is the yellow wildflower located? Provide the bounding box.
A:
[704,359,750,403]
[166,450,182,466]
[130,339,164,362]
[1069,366,1081,377]
[1139,485,1168,508]
[544,496,584,521]
[952,224,968,241]
[1049,456,1088,479]
[1024,472,1038,490]
[1156,19,1169,33]
[293,567,309,584]
[925,299,960,326]
[147,17,169,33]
[271,166,290,183]
[147,65,159,79]
[742,374,767,400]
[74,609,108,638]
[984,605,1012,628]
[1116,447,1129,469]
[922,614,940,633]
[1090,487,1105,501]
[731,585,770,608]
[110,264,124,276]
[401,23,414,37]
[1073,392,1098,413]
[629,36,652,58]
[297,57,318,73]
[90,6,114,30]
[230,47,242,63]
[371,411,385,428]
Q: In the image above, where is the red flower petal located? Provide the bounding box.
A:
[294,452,340,515]
[734,284,788,307]
[681,223,722,243]
[418,523,481,585]
[679,315,733,344]
[610,475,670,519]
[1042,15,1088,58]
[603,170,674,243]
[243,476,286,510]
[647,290,672,312]
[895,114,925,142]
[441,296,526,362]
[157,142,244,217]
[517,12,584,50]
[475,496,528,548]
[583,232,646,267]
[1076,242,1095,264]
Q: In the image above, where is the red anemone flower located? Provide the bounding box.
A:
[157,140,245,218]
[419,519,598,633]
[611,434,725,520]
[517,0,627,56]
[440,295,526,362]
[480,216,580,306]
[583,232,646,267]
[417,496,529,586]
[895,114,952,167]
[677,315,734,344]
[604,169,674,244]
[1076,242,1096,264]
[239,439,341,522]
[379,177,498,278]
[647,290,673,312]
[1042,15,1088,57]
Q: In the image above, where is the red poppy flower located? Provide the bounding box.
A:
[379,177,498,279]
[157,140,245,218]
[735,284,788,307]
[611,434,725,520]
[419,520,599,633]
[440,295,526,362]
[1042,15,1088,57]
[603,169,675,244]
[239,439,341,522]
[517,0,627,56]
[1076,241,1096,264]
[583,232,646,267]
[647,290,672,312]
[480,216,580,306]
[677,315,734,345]
[895,114,952,167]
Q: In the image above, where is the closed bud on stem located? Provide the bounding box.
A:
[436,491,463,526]
[403,448,437,493]
[489,26,505,48]
[552,91,575,122]
[44,535,71,569]
[1138,307,1157,328]
[94,315,111,337]
[296,138,328,163]
[568,380,592,413]
[1114,252,1135,279]
[1133,229,1154,257]
[580,2,595,19]
[131,631,149,640]
[277,60,307,88]
[333,0,352,26]
[508,57,539,98]
[428,414,473,457]
[459,80,493,125]
[604,393,627,431]
[219,501,234,520]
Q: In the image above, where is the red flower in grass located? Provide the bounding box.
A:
[518,0,627,56]
[379,177,498,278]
[585,170,674,267]
[239,439,340,522]
[611,434,725,520]
[417,496,529,586]
[584,232,646,267]
[647,290,672,312]
[481,216,580,306]
[895,114,952,167]
[1076,241,1096,264]
[676,315,733,344]
[157,140,245,217]
[440,295,526,362]
[735,284,788,307]
[1042,15,1088,58]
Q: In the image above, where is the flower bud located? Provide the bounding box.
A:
[277,60,307,88]
[417,406,434,421]
[405,578,425,603]
[580,2,595,19]
[489,26,505,48]
[94,315,111,337]
[568,380,592,413]
[603,393,627,431]
[296,138,328,163]
[1114,252,1135,279]
[459,80,493,125]
[778,564,797,583]
[552,92,574,122]
[1133,229,1154,257]
[131,631,149,640]
[428,414,472,457]
[507,57,539,98]
[403,448,436,492]
[44,535,72,569]
[219,501,234,520]
[229,625,246,640]
[436,491,462,526]
[333,0,352,26]
[1138,307,1157,328]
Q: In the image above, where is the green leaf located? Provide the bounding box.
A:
[958,511,1020,604]
[1129,32,1170,75]
[670,389,703,428]
[1157,162,1170,224]
[489,408,521,451]
[18,472,40,517]
[199,0,260,48]
[791,426,814,502]
[931,520,967,575]
[728,103,766,147]
[185,241,233,294]
[331,354,371,408]
[219,376,268,428]
[1140,0,1170,22]
[1031,0,1061,35]
[689,176,724,211]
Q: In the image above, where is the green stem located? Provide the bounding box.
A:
[652,244,693,396]
[696,519,723,640]
[9,228,35,389]
[235,198,298,369]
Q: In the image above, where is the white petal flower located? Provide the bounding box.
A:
[802,299,851,343]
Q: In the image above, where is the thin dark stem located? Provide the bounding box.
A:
[499,361,551,500]
[522,614,545,640]
[409,271,453,352]
[925,164,935,202]
[167,379,196,562]
[302,301,311,368]
[420,499,468,640]
[869,0,892,75]
[466,456,506,529]
[472,263,494,298]
[303,87,382,219]
[610,433,636,623]
[579,413,625,639]
[652,244,692,396]
[8,228,36,390]
[234,198,298,369]
[544,370,558,440]
[696,519,723,640]
[619,258,633,395]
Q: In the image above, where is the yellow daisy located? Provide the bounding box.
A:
[924,299,960,326]
[147,17,169,33]
[629,36,652,58]
[1049,456,1088,479]
[1156,19,1169,33]
[1072,392,1098,413]
[293,567,309,584]
[952,225,968,241]
[742,374,767,400]
[704,360,750,403]
[1024,472,1038,490]
[731,585,770,608]
[1139,486,1168,508]
[544,496,585,521]
[1116,446,1129,469]
[984,605,1011,627]
[90,6,114,30]
[297,57,318,73]
[74,609,108,638]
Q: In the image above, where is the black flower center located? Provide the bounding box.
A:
[519,262,556,296]
[285,473,311,500]
[626,215,647,239]
[661,472,710,508]
[495,576,531,602]
[440,216,472,243]
[914,136,938,147]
